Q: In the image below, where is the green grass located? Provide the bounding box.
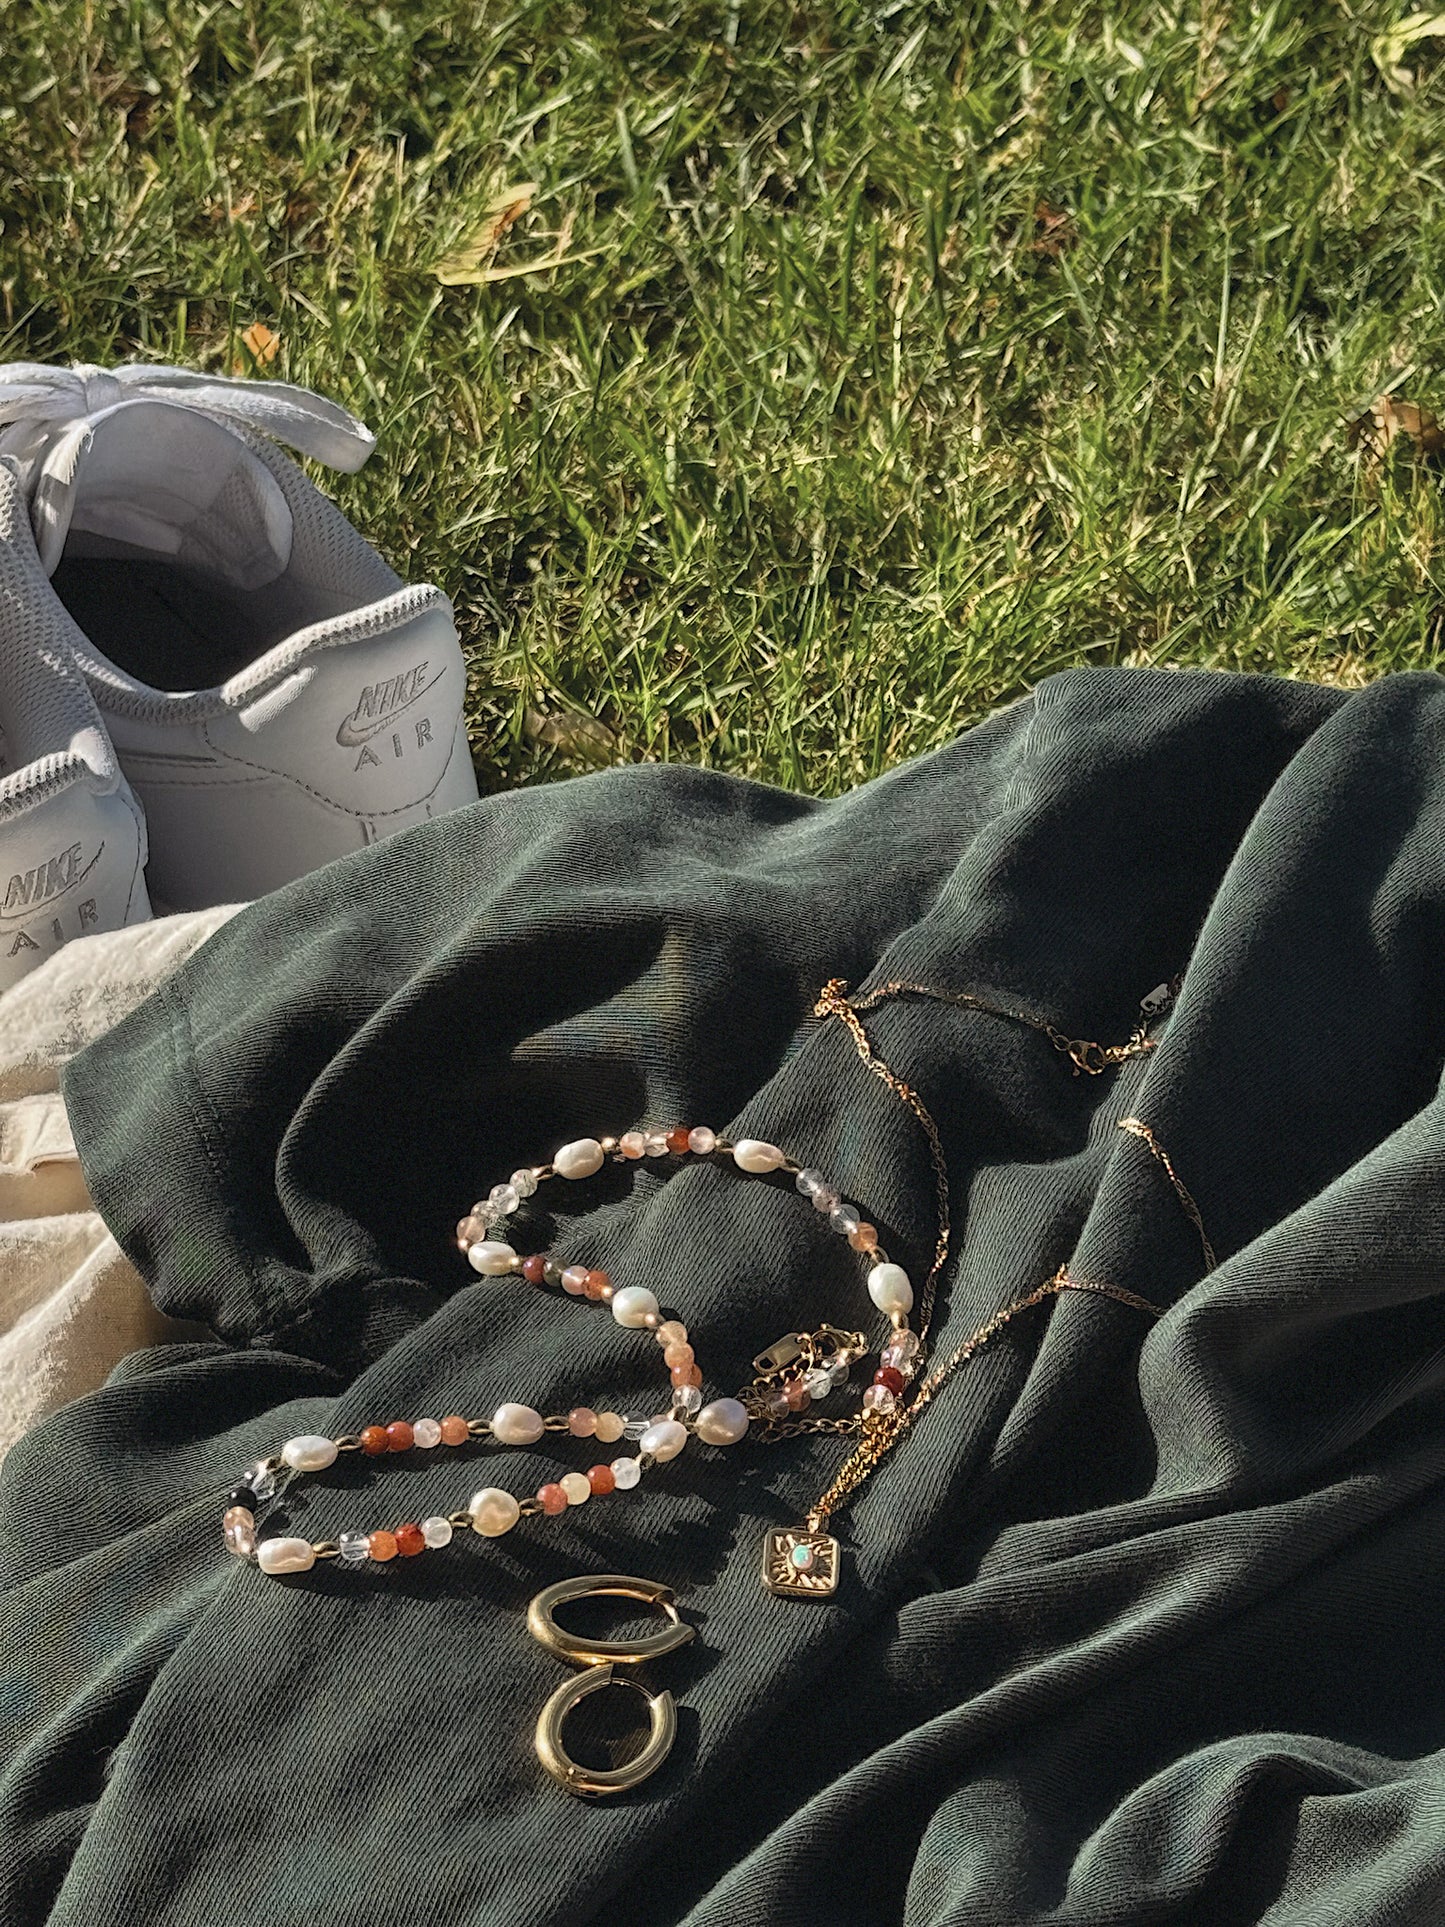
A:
[4,2,1445,793]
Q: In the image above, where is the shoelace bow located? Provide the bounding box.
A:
[0,361,375,475]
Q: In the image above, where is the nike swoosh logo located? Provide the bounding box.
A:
[336,664,448,748]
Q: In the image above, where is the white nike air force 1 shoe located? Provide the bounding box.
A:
[0,363,479,911]
[0,462,150,989]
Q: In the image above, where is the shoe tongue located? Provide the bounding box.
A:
[29,397,293,586]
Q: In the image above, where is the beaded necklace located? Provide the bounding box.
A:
[221,974,1193,1596]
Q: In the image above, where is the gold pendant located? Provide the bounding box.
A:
[761,1525,840,1597]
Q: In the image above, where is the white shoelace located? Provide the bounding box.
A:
[0,361,376,474]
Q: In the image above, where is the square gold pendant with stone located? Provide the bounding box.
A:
[761,1526,841,1597]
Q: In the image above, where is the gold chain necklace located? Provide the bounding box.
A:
[760,975,1211,1597]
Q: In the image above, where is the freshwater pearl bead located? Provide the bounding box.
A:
[223,1505,256,1556]
[595,1411,626,1443]
[561,1471,592,1506]
[256,1536,316,1575]
[733,1138,785,1173]
[492,1403,545,1445]
[619,1131,647,1158]
[696,1397,749,1446]
[421,1515,453,1548]
[639,1419,688,1462]
[611,1285,660,1327]
[412,1418,442,1449]
[644,1132,669,1156]
[470,1487,521,1536]
[868,1262,913,1314]
[611,1456,642,1489]
[281,1434,337,1472]
[687,1126,716,1154]
[554,1138,605,1180]
[468,1240,519,1276]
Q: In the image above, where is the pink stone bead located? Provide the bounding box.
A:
[656,1320,688,1349]
[561,1265,589,1296]
[223,1505,256,1557]
[848,1222,879,1252]
[594,1411,626,1443]
[568,1407,597,1438]
[440,1414,470,1446]
[663,1341,694,1369]
[457,1214,489,1249]
[538,1483,568,1516]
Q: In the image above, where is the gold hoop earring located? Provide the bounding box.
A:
[534,1664,677,1797]
[528,1574,693,1798]
[527,1573,693,1665]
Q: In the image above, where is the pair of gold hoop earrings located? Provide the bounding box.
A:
[529,1574,693,1797]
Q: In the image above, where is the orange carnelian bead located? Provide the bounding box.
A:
[385,1421,414,1452]
[360,1425,389,1456]
[538,1483,568,1516]
[685,1363,703,1388]
[848,1222,878,1253]
[394,1522,425,1557]
[664,1341,694,1368]
[439,1415,469,1446]
[588,1463,616,1496]
[666,1127,691,1155]
[369,1530,398,1561]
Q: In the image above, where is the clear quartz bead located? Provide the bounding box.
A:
[473,1200,500,1226]
[795,1168,827,1198]
[687,1126,716,1154]
[673,1383,703,1415]
[622,1414,651,1441]
[489,1182,520,1217]
[510,1169,538,1199]
[881,1330,922,1375]
[829,1203,861,1236]
[828,1355,853,1388]
[245,1460,280,1502]
[863,1383,897,1414]
[339,1530,371,1564]
[610,1457,642,1489]
[804,1367,833,1400]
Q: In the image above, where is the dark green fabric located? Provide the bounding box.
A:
[6,665,1445,1925]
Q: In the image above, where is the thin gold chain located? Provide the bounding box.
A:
[1117,1116,1215,1270]
[801,975,1198,1529]
[806,1267,1166,1527]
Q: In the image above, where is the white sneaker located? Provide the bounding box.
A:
[0,363,479,910]
[0,461,150,990]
